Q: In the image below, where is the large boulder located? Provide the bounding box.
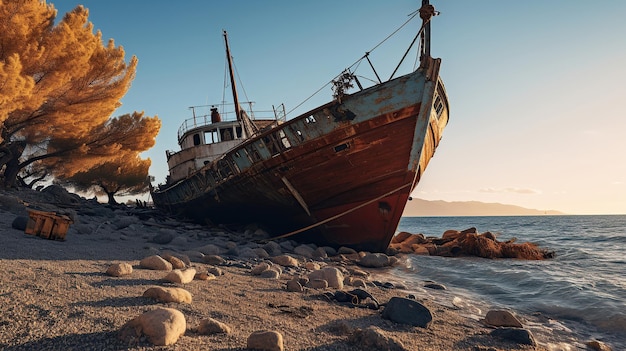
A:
[119,307,186,346]
[382,297,433,328]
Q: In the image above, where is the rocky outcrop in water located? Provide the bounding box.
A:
[389,227,555,260]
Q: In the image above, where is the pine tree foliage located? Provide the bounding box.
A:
[0,1,161,188]
[58,152,152,205]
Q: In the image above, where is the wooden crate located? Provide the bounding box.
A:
[25,209,72,241]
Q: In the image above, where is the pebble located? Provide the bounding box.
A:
[490,327,536,346]
[164,268,196,284]
[105,262,133,277]
[251,262,272,275]
[308,267,343,289]
[484,310,523,328]
[197,317,231,334]
[247,330,284,351]
[139,255,173,271]
[286,279,303,292]
[162,254,186,269]
[271,254,299,267]
[358,252,392,268]
[194,272,216,281]
[348,326,407,351]
[143,286,192,303]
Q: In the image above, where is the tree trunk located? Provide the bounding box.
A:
[1,141,27,188]
[106,191,118,205]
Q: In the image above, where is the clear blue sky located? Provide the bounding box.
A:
[52,1,626,215]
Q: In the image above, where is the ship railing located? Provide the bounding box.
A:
[178,102,283,141]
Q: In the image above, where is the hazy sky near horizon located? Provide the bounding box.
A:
[51,1,626,215]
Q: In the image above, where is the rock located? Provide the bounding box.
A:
[308,267,344,289]
[306,279,328,289]
[162,255,186,269]
[490,327,536,346]
[586,340,613,351]
[346,278,367,288]
[484,310,523,328]
[140,255,173,271]
[206,266,223,276]
[202,254,226,265]
[41,185,81,205]
[106,263,133,277]
[194,272,216,281]
[151,231,174,244]
[197,318,231,334]
[358,252,391,268]
[391,231,413,244]
[382,297,433,328]
[247,330,284,351]
[320,246,337,256]
[164,268,197,284]
[253,248,270,258]
[294,244,315,258]
[260,269,280,279]
[279,240,295,252]
[262,241,282,256]
[197,244,222,255]
[286,279,303,292]
[182,250,204,262]
[12,216,28,231]
[271,255,299,267]
[143,286,192,303]
[348,326,407,351]
[304,262,321,270]
[424,283,446,290]
[312,247,328,258]
[119,307,186,346]
[442,229,462,240]
[337,246,357,255]
[251,262,272,275]
[169,236,188,246]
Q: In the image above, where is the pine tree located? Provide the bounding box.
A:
[0,1,159,187]
[58,153,152,205]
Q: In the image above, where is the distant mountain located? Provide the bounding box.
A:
[402,198,564,217]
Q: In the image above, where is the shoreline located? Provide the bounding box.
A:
[0,187,611,350]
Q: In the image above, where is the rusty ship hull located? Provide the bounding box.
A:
[152,2,449,252]
[152,60,448,252]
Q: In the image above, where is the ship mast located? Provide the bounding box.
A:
[420,0,433,61]
[223,30,258,137]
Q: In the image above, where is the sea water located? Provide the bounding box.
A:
[391,215,626,350]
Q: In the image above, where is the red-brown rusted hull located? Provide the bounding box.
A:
[152,57,449,252]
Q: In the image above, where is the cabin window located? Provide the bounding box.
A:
[236,126,243,138]
[262,134,280,156]
[334,143,349,153]
[193,133,201,146]
[221,128,233,141]
[305,115,316,124]
[204,129,219,144]
[434,95,444,117]
[278,130,291,149]
[217,159,233,178]
[246,146,262,162]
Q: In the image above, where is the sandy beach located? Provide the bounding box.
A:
[0,187,569,350]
